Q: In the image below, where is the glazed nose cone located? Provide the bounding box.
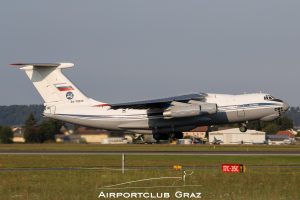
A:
[283,102,290,112]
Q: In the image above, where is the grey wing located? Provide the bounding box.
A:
[110,93,207,109]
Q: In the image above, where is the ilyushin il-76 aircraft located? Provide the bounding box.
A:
[11,63,289,140]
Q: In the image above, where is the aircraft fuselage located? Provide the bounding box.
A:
[44,93,289,134]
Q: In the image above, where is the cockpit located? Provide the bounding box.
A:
[264,95,275,100]
[264,95,283,102]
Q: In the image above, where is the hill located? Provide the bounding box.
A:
[0,105,44,126]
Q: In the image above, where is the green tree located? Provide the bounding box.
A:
[38,119,63,142]
[262,123,280,134]
[24,113,41,143]
[24,113,64,143]
[247,120,262,131]
[257,116,294,134]
[0,126,13,143]
[277,116,293,130]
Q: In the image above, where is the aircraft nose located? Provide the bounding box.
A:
[282,102,289,111]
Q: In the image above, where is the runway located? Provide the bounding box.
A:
[0,151,299,156]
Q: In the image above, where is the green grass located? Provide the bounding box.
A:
[0,155,300,168]
[0,154,299,200]
[1,169,299,200]
[0,143,300,152]
[0,145,299,199]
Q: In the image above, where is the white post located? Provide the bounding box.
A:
[122,153,125,174]
[183,170,186,186]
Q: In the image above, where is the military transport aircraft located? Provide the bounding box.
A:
[11,63,289,140]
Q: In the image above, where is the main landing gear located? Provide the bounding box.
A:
[170,132,183,140]
[153,133,170,141]
[153,132,183,141]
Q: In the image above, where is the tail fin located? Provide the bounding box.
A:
[11,63,105,106]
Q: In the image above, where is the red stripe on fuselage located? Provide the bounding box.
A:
[94,104,111,107]
[57,86,74,91]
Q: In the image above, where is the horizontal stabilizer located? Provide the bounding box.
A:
[10,63,74,69]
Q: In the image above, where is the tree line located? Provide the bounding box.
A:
[0,113,63,144]
[23,113,63,143]
[246,116,294,134]
[0,126,13,143]
[0,105,43,126]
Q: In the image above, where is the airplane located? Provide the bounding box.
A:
[11,62,290,140]
[211,137,223,145]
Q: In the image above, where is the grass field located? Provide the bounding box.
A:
[0,144,299,200]
[0,143,299,152]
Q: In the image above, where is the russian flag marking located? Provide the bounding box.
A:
[54,84,74,91]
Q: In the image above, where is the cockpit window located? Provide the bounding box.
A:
[264,95,275,100]
[264,95,283,102]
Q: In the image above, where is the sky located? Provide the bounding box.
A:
[0,1,299,106]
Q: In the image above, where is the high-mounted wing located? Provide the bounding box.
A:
[110,93,207,109]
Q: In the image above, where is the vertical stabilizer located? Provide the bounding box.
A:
[11,63,106,106]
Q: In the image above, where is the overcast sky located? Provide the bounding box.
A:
[0,1,299,106]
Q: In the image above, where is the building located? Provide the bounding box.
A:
[11,127,25,143]
[55,134,82,143]
[209,128,265,144]
[183,126,208,139]
[101,137,128,144]
[177,139,192,144]
[276,130,297,138]
[55,127,110,143]
[77,127,110,143]
[265,129,297,145]
[12,133,25,143]
[266,134,294,145]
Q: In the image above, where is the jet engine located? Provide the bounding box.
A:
[163,103,217,119]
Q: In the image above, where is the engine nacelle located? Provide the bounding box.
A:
[163,103,217,119]
[200,102,218,115]
[163,104,200,118]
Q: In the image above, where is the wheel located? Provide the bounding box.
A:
[170,132,183,140]
[160,134,170,140]
[153,133,170,141]
[174,132,183,139]
[153,133,161,141]
[239,125,247,132]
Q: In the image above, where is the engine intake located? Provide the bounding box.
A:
[200,102,218,115]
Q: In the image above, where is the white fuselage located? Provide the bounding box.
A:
[44,93,288,134]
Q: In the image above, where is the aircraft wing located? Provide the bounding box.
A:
[110,93,207,109]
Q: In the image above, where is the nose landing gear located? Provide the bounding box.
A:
[239,123,248,132]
